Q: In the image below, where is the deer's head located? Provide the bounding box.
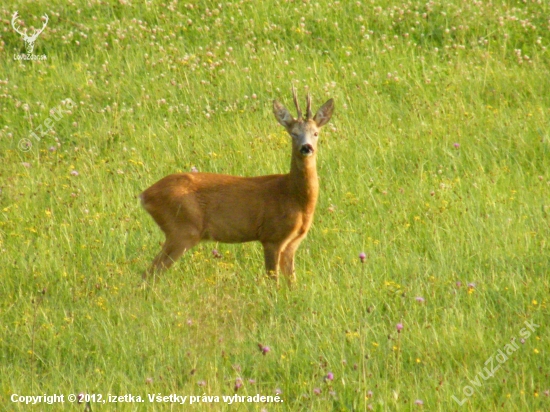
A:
[273,87,334,161]
[11,11,49,54]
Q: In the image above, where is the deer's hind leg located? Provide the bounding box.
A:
[143,229,200,279]
[143,233,199,278]
[141,190,202,279]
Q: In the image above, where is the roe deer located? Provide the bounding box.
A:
[140,87,334,283]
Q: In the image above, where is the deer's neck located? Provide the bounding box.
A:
[289,153,319,212]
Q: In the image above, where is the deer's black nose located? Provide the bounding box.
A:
[300,144,314,156]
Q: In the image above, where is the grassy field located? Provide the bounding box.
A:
[1,0,549,410]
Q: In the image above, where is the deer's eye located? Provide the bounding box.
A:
[314,132,319,137]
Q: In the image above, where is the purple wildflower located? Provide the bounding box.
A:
[234,378,243,391]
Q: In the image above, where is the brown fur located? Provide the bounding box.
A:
[140,91,334,283]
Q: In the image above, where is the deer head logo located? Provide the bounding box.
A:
[11,11,49,55]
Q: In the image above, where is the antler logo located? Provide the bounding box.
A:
[11,11,48,55]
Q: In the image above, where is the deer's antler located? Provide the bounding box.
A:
[292,85,302,120]
[306,92,312,120]
[11,12,26,37]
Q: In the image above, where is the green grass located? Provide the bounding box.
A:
[1,0,549,410]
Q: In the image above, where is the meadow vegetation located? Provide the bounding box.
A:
[1,0,549,410]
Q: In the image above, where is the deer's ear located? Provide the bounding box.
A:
[313,99,334,128]
[273,100,294,128]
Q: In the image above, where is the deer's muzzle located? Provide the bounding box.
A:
[299,144,314,156]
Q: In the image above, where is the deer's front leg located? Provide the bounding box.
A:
[262,242,283,282]
[279,237,303,285]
